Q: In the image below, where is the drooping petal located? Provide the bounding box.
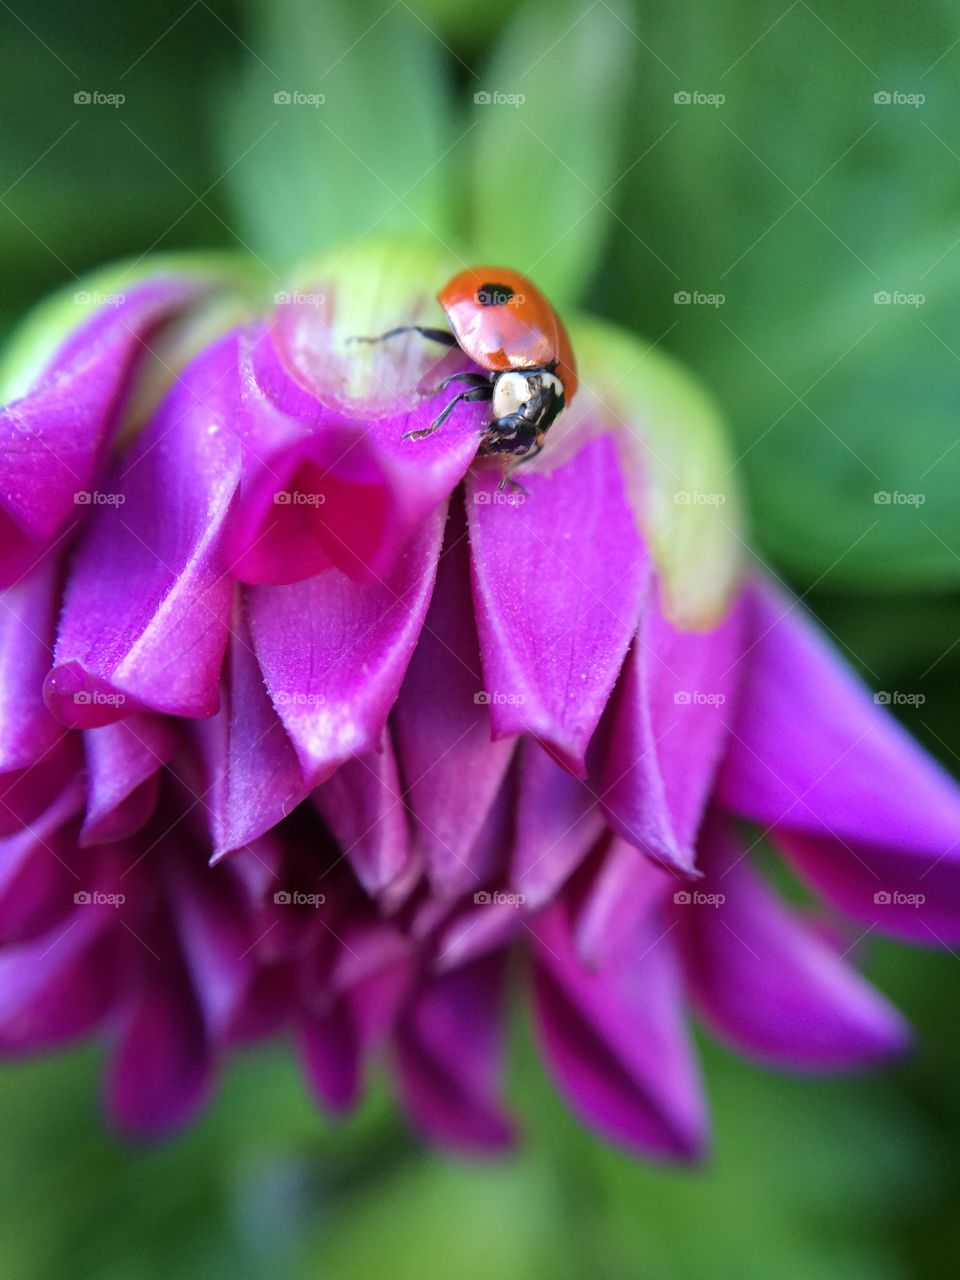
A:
[0,780,86,943]
[512,739,605,908]
[312,730,411,897]
[0,904,115,1052]
[531,901,706,1160]
[226,329,481,585]
[0,278,213,584]
[81,714,179,844]
[248,503,445,784]
[433,897,525,973]
[165,852,257,1039]
[44,333,243,728]
[775,829,960,947]
[600,584,743,875]
[200,604,309,861]
[394,952,514,1151]
[298,924,416,1114]
[467,435,648,776]
[679,815,910,1068]
[716,578,960,857]
[0,563,80,835]
[104,924,213,1137]
[574,837,672,970]
[393,505,514,897]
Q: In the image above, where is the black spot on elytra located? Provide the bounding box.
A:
[475,282,515,306]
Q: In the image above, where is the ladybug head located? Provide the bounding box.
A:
[491,369,564,424]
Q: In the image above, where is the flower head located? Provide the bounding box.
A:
[1,241,958,1154]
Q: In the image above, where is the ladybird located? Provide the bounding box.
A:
[356,266,578,483]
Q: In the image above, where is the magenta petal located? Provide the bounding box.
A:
[467,436,647,775]
[227,332,479,585]
[312,731,410,897]
[0,906,114,1052]
[105,949,213,1137]
[680,816,910,1068]
[299,933,416,1114]
[43,333,242,728]
[717,578,960,856]
[167,856,256,1039]
[248,504,445,784]
[393,510,514,897]
[531,901,706,1160]
[0,278,211,584]
[201,605,309,860]
[601,586,743,875]
[776,829,960,946]
[298,1002,361,1114]
[0,559,79,834]
[395,953,514,1151]
[433,900,524,973]
[512,740,606,908]
[0,781,86,942]
[81,715,178,844]
[575,837,673,970]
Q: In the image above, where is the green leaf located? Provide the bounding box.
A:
[602,0,960,590]
[469,0,635,305]
[218,0,458,270]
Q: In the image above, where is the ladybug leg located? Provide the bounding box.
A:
[433,371,493,394]
[498,439,544,493]
[349,325,459,347]
[402,384,492,441]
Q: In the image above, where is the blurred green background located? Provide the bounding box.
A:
[2,0,960,1275]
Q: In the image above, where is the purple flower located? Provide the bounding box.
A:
[1,243,958,1156]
